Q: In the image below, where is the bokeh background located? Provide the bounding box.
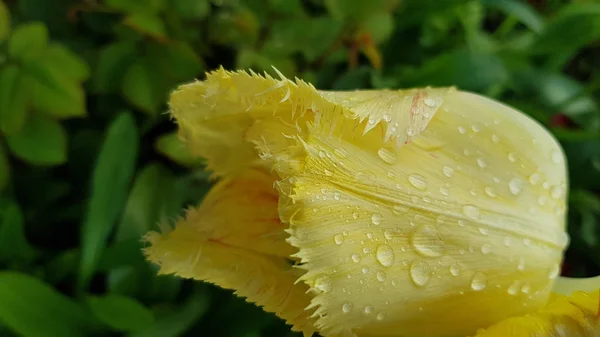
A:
[1,0,600,336]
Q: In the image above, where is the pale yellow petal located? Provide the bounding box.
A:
[143,169,314,334]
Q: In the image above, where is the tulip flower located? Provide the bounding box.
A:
[144,67,600,336]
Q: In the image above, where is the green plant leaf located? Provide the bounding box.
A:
[155,132,205,167]
[23,52,87,118]
[86,294,154,332]
[324,0,400,22]
[0,1,10,42]
[172,0,210,19]
[123,12,167,39]
[482,0,544,33]
[5,114,67,166]
[0,145,9,190]
[361,12,394,43]
[122,59,164,115]
[93,41,137,93]
[0,272,101,337]
[0,65,29,135]
[106,0,165,13]
[8,22,48,60]
[533,4,600,56]
[43,43,90,82]
[126,286,211,337]
[78,112,139,291]
[0,202,36,264]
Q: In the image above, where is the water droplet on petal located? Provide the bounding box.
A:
[477,158,487,168]
[463,205,481,219]
[334,234,344,245]
[362,266,369,274]
[484,187,496,198]
[342,302,353,313]
[334,148,348,158]
[503,237,511,246]
[480,243,492,254]
[471,124,481,132]
[411,225,444,257]
[538,196,547,206]
[383,113,392,122]
[529,173,541,185]
[443,166,454,177]
[551,186,563,199]
[376,270,387,282]
[551,150,562,164]
[392,204,409,214]
[508,152,517,162]
[458,126,466,134]
[548,264,560,279]
[351,253,361,263]
[314,275,332,292]
[364,305,374,314]
[408,174,428,190]
[439,186,449,196]
[471,272,487,291]
[521,283,531,294]
[479,227,489,235]
[409,260,431,287]
[352,212,359,220]
[449,263,461,276]
[492,134,500,143]
[376,312,386,321]
[508,281,520,295]
[517,257,526,270]
[376,245,395,267]
[523,238,531,246]
[424,98,436,107]
[333,192,341,200]
[378,147,398,165]
[509,178,523,195]
[371,213,383,225]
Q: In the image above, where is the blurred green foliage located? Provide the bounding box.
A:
[0,0,599,336]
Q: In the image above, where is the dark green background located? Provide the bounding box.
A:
[0,0,599,336]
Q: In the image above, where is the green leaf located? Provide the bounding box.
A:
[106,0,165,12]
[78,112,139,291]
[126,286,211,337]
[86,294,154,332]
[0,272,100,337]
[93,41,137,93]
[6,114,67,166]
[172,0,210,19]
[533,4,600,56]
[122,59,164,115]
[23,53,87,118]
[0,145,9,190]
[146,42,204,82]
[115,163,183,241]
[43,43,90,82]
[8,22,48,60]
[0,2,10,42]
[123,13,167,39]
[155,132,205,167]
[362,12,394,43]
[324,0,400,22]
[482,0,543,33]
[0,65,29,135]
[0,202,36,264]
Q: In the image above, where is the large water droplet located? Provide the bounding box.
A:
[371,213,383,225]
[509,178,523,195]
[334,234,344,245]
[378,147,398,165]
[458,126,466,134]
[411,225,444,257]
[471,272,487,291]
[463,205,481,219]
[376,270,387,282]
[507,281,520,295]
[376,245,395,267]
[342,302,353,313]
[408,174,428,190]
[449,263,461,276]
[351,253,361,263]
[409,260,431,287]
[443,166,454,177]
[314,275,332,292]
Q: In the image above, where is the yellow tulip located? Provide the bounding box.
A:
[143,67,600,337]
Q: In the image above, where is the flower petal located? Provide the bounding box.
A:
[470,290,599,337]
[143,169,314,335]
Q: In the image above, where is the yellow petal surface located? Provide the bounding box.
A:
[471,290,599,337]
[160,69,570,337]
[143,169,315,335]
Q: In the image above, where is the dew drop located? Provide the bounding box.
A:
[334,148,348,158]
[424,98,436,107]
[408,173,428,190]
[551,150,562,164]
[333,192,341,200]
[366,232,373,239]
[342,302,353,313]
[439,186,449,196]
[458,126,466,134]
[409,260,431,287]
[551,186,563,199]
[492,134,500,143]
[376,312,386,321]
[376,245,395,267]
[334,234,344,245]
[484,187,497,198]
[383,113,392,122]
[521,283,531,294]
[503,237,511,247]
[314,275,332,292]
[479,227,489,235]
[538,196,548,206]
[508,152,517,163]
[371,213,383,225]
[443,166,454,177]
[471,124,481,132]
[383,229,394,240]
[517,257,525,270]
[523,238,531,246]
[363,247,370,254]
[508,281,520,295]
[352,212,359,220]
[318,150,326,159]
[477,157,487,168]
[378,147,398,165]
[362,266,369,274]
[509,178,523,195]
[351,253,361,263]
[529,173,541,185]
[471,272,487,291]
[392,204,409,214]
[449,263,461,276]
[411,225,444,257]
[480,243,492,255]
[364,305,374,314]
[463,205,481,219]
[376,270,387,282]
